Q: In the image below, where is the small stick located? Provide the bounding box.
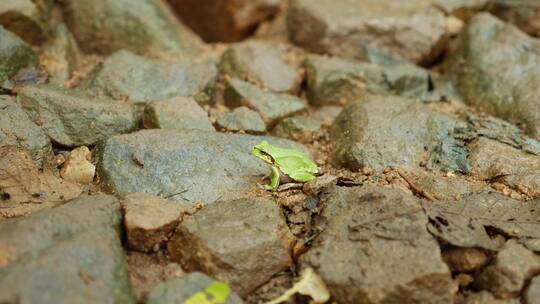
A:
[396,169,436,202]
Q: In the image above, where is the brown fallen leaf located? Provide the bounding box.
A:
[0,146,82,218]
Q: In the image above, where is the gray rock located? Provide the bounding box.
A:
[304,54,429,106]
[424,192,540,251]
[476,240,540,299]
[301,185,453,303]
[168,198,294,296]
[216,107,266,135]
[0,0,52,44]
[96,129,306,206]
[468,138,540,198]
[0,195,134,303]
[143,97,214,131]
[525,275,540,304]
[146,272,243,304]
[272,116,321,142]
[0,25,38,83]
[62,0,203,58]
[167,0,279,42]
[412,171,487,201]
[330,94,470,172]
[220,41,302,93]
[224,78,306,126]
[40,23,80,85]
[122,193,187,253]
[17,85,139,147]
[446,13,540,140]
[82,50,218,104]
[0,96,52,167]
[287,0,448,65]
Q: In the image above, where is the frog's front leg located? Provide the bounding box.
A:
[266,166,281,190]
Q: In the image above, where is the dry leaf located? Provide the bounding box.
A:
[0,146,82,217]
[266,267,330,304]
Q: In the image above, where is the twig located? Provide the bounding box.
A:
[396,169,436,202]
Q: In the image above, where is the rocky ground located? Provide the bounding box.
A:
[1,0,540,303]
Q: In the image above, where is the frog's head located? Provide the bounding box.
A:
[252,140,274,164]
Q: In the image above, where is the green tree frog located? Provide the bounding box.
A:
[252,141,319,190]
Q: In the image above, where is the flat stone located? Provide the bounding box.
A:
[168,198,294,296]
[424,192,540,251]
[224,77,306,126]
[469,137,540,198]
[122,193,186,253]
[525,275,540,304]
[0,0,51,44]
[96,129,306,206]
[446,13,540,140]
[62,0,203,58]
[476,240,540,299]
[146,272,243,304]
[82,50,217,104]
[17,85,139,147]
[167,0,280,42]
[301,185,454,303]
[442,247,489,273]
[272,116,321,142]
[0,195,134,303]
[220,40,302,93]
[330,94,470,172]
[0,25,38,83]
[39,23,80,85]
[143,97,214,131]
[287,0,448,65]
[411,171,487,201]
[0,95,52,167]
[216,107,266,135]
[304,54,429,106]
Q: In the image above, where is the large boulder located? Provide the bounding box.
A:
[301,185,454,303]
[0,195,135,303]
[446,13,540,140]
[167,0,280,42]
[17,85,139,147]
[0,96,52,167]
[330,94,470,172]
[168,198,294,296]
[0,25,38,83]
[96,129,306,206]
[287,0,448,65]
[62,0,202,58]
[82,50,217,104]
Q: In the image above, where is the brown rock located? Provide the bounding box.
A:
[122,193,186,253]
[167,0,280,42]
[476,240,540,299]
[168,198,294,296]
[288,0,448,65]
[442,247,489,273]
